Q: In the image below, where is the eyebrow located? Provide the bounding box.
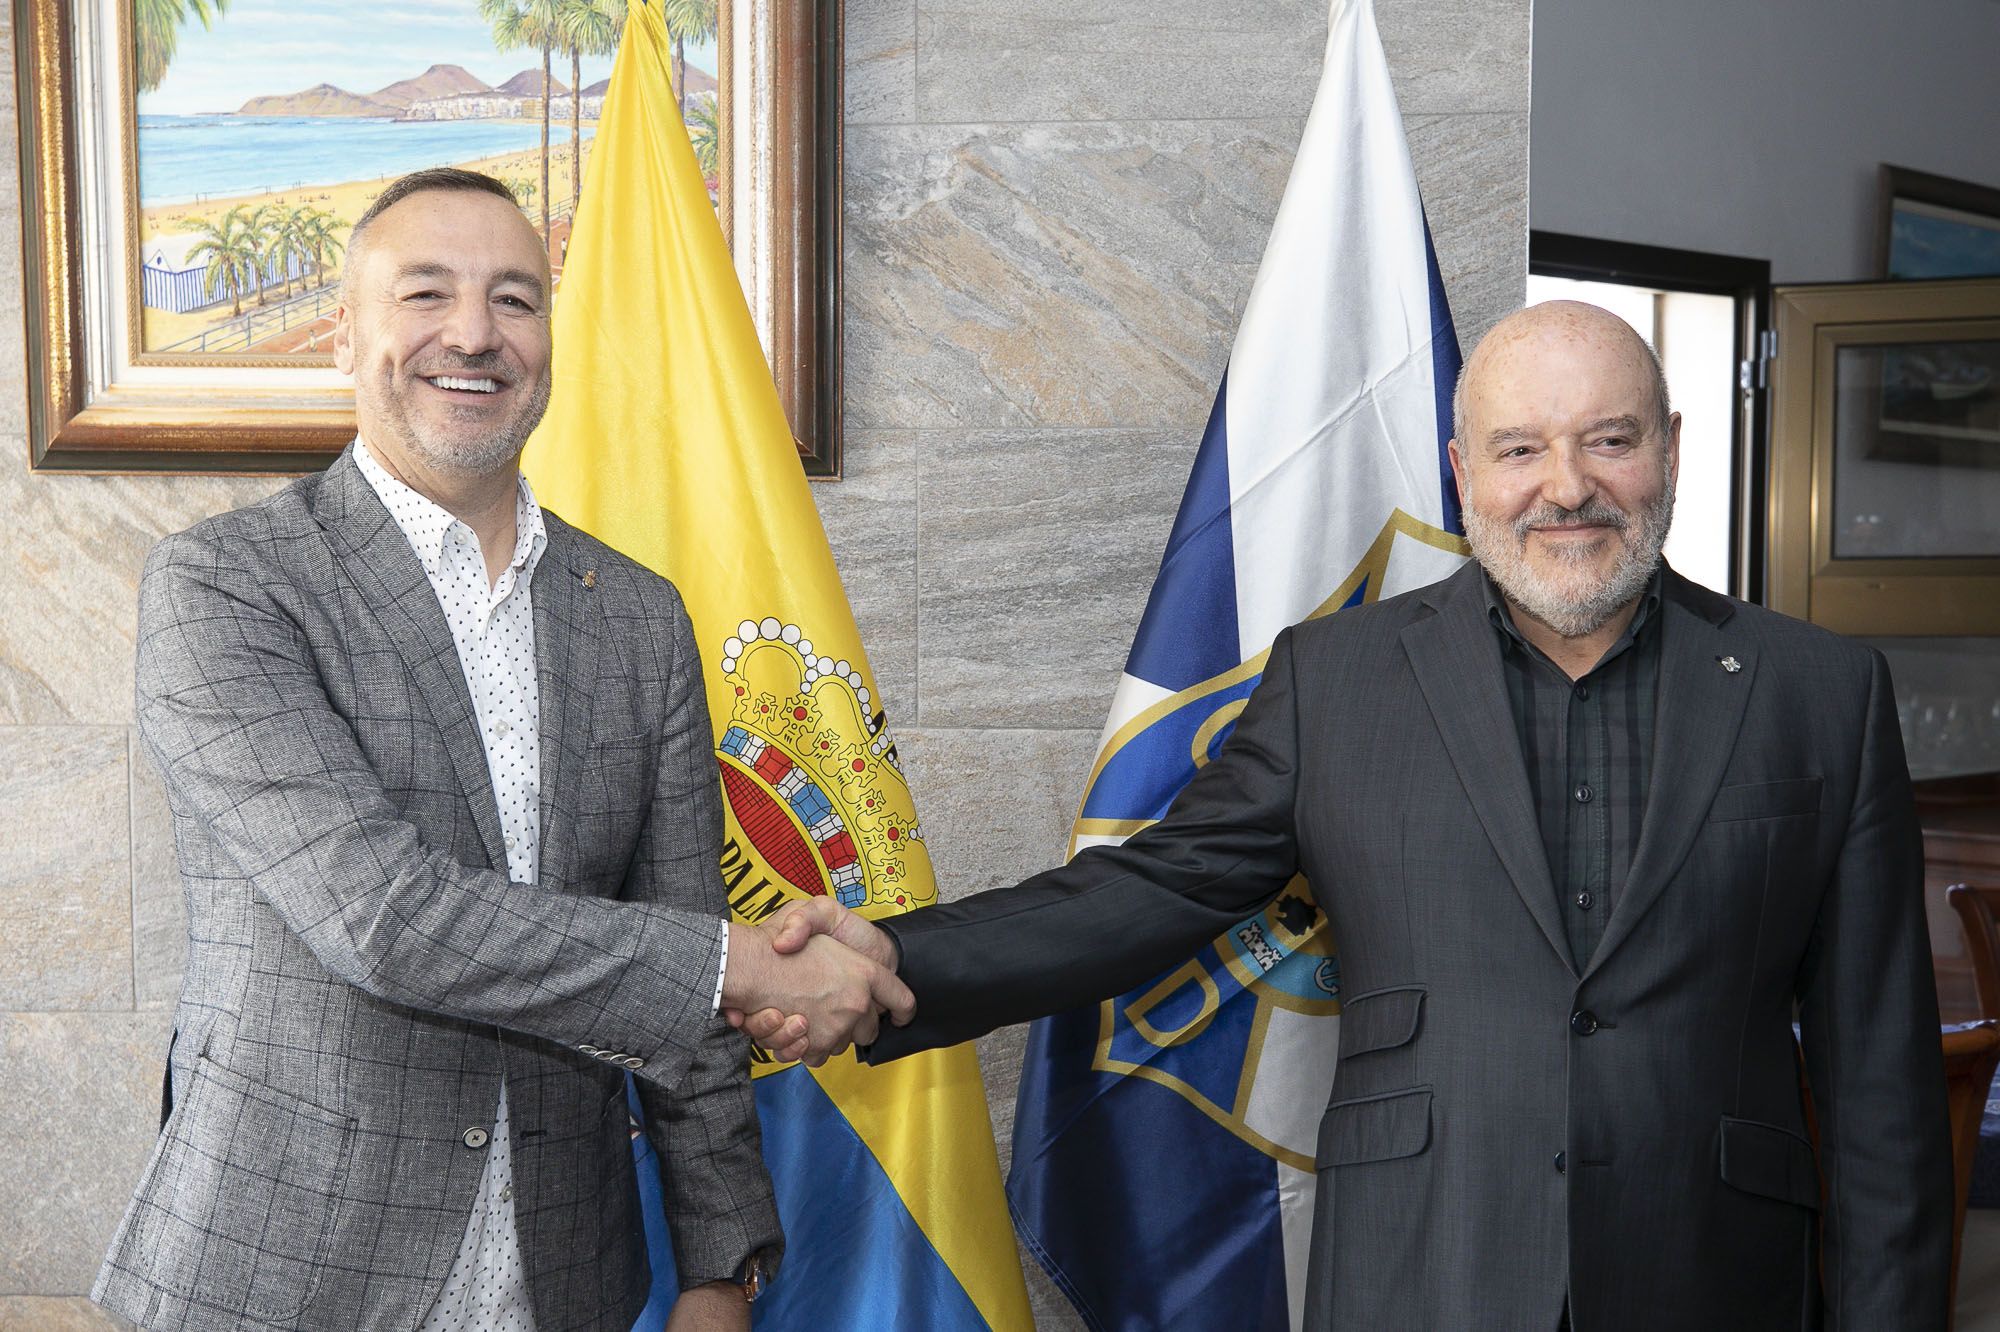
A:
[390,261,547,299]
[1483,414,1646,448]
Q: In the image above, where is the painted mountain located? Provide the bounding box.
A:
[372,63,491,110]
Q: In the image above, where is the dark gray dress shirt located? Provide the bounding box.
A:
[1485,566,1664,969]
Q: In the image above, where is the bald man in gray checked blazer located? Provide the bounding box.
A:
[93,170,904,1331]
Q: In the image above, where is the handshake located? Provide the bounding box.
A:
[718,898,908,1066]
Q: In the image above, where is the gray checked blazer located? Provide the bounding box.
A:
[869,563,1952,1331]
[93,446,780,1331]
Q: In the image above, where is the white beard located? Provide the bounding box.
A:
[1464,485,1674,639]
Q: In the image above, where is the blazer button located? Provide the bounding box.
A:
[593,1048,620,1061]
[462,1127,490,1149]
[1569,1010,1599,1036]
[1554,1151,1567,1174]
[578,1044,603,1056]
[620,1056,646,1070]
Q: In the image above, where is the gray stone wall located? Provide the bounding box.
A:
[0,0,1525,1325]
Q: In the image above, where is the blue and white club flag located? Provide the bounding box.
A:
[1005,1,1467,1326]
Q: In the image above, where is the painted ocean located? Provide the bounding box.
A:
[137,115,596,207]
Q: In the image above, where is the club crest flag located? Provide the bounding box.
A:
[1005,0,1466,1327]
[522,4,1031,1328]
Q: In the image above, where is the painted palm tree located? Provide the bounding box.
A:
[482,0,564,240]
[661,0,717,119]
[298,208,347,292]
[557,0,626,217]
[182,206,257,317]
[268,206,314,302]
[241,202,287,307]
[686,92,720,180]
[135,0,229,94]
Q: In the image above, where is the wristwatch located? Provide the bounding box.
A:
[739,1252,769,1303]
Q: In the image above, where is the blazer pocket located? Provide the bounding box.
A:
[1338,985,1425,1057]
[1718,1116,1821,1210]
[132,1058,357,1321]
[1708,777,1822,823]
[1316,1086,1433,1169]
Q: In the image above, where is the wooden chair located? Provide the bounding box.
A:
[1945,883,2000,1326]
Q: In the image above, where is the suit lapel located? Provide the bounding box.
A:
[313,446,508,871]
[1582,571,1751,980]
[530,516,600,892]
[1402,565,1573,974]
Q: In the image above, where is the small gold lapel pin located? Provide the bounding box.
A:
[1717,655,1741,673]
[581,569,597,590]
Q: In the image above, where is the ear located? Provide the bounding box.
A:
[1664,410,1683,493]
[1446,437,1470,509]
[331,304,355,375]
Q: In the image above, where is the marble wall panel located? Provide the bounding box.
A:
[916,429,1197,728]
[812,431,919,728]
[0,1299,133,1331]
[0,445,281,726]
[895,727,1101,896]
[913,0,1325,123]
[0,727,130,1010]
[844,119,1300,431]
[1407,111,1532,350]
[1377,0,1534,116]
[128,729,184,1011]
[847,0,918,125]
[0,1012,170,1294]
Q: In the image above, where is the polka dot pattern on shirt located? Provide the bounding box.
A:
[357,442,545,1332]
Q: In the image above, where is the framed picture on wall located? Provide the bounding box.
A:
[14,0,843,475]
[1877,164,2000,281]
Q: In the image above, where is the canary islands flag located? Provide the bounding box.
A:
[1006,1,1466,1326]
[523,4,1031,1328]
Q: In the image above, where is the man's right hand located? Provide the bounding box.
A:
[720,915,911,1066]
[724,899,904,1061]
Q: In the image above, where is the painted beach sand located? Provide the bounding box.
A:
[136,0,719,357]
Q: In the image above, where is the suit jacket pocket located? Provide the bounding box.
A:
[129,1057,356,1321]
[1338,985,1425,1057]
[1708,777,1822,823]
[1316,1086,1432,1169]
[1719,1116,1821,1210]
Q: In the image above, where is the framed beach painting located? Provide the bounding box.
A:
[1877,164,2000,281]
[15,0,843,474]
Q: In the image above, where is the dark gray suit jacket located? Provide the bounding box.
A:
[94,448,779,1331]
[869,564,1951,1331]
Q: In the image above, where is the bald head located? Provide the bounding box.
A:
[1452,301,1671,447]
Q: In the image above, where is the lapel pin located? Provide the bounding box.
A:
[1717,655,1741,673]
[581,569,597,590]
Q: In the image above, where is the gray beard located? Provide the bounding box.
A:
[1464,487,1674,638]
[366,347,553,478]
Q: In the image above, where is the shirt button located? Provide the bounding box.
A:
[1576,891,1594,911]
[1574,784,1593,804]
[462,1127,490,1149]
[1555,1151,1567,1174]
[505,835,518,851]
[501,1184,513,1203]
[495,720,511,737]
[1570,1009,1600,1036]
[1574,683,1590,700]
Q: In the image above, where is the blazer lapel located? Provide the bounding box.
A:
[1582,570,1751,980]
[530,516,601,893]
[1402,564,1573,974]
[313,446,508,871]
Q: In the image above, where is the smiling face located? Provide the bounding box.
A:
[1447,302,1681,639]
[332,188,552,480]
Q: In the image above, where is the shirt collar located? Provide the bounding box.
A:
[354,439,547,584]
[1481,561,1665,657]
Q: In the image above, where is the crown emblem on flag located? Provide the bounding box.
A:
[714,617,935,914]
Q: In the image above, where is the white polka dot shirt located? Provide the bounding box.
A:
[358,442,544,1332]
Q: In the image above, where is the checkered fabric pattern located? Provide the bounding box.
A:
[92,446,780,1332]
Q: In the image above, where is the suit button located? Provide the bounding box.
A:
[620,1056,646,1070]
[1570,1010,1599,1036]
[578,1044,603,1056]
[593,1048,619,1061]
[462,1127,490,1149]
[1555,1151,1567,1174]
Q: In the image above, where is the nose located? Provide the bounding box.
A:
[1539,442,1596,513]
[440,290,501,356]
